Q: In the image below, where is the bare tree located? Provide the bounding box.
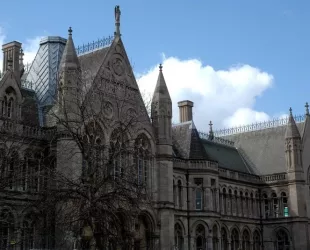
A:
[30,56,156,250]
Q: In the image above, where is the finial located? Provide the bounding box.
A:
[159,64,163,72]
[305,102,309,115]
[208,121,214,141]
[289,107,292,115]
[114,5,121,36]
[68,27,73,36]
[19,48,24,65]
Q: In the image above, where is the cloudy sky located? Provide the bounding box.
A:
[0,0,309,132]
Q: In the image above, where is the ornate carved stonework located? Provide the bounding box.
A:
[103,101,113,119]
[111,57,125,77]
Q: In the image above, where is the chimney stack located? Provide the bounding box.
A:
[178,100,194,123]
[2,41,22,79]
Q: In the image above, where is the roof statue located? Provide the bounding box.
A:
[306,102,309,115]
[115,5,121,36]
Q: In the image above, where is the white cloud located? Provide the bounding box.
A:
[0,26,42,73]
[137,56,274,132]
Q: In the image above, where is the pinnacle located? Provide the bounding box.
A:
[285,108,301,139]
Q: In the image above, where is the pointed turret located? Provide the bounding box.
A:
[59,27,80,72]
[284,108,306,217]
[151,64,172,147]
[58,27,81,124]
[285,108,301,139]
[151,64,174,249]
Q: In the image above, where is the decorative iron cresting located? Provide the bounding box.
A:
[213,114,306,137]
[75,35,114,55]
[199,131,235,146]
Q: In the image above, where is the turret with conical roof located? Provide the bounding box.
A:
[285,108,306,217]
[285,108,303,174]
[151,64,172,149]
[151,64,174,249]
[57,27,81,124]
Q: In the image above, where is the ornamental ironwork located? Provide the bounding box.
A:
[199,130,235,147]
[213,114,306,137]
[75,35,114,55]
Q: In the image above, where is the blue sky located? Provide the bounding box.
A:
[0,0,309,130]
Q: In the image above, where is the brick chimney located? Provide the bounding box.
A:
[2,41,22,78]
[178,100,194,123]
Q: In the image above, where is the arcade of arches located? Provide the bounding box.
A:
[174,222,291,250]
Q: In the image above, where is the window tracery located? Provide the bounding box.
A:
[134,134,151,186]
[0,209,14,249]
[195,224,205,250]
[275,229,290,250]
[174,223,184,250]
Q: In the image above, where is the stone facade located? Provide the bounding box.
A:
[0,6,309,250]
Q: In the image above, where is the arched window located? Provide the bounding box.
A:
[263,193,269,218]
[135,134,151,186]
[242,230,250,250]
[178,180,182,208]
[83,122,105,179]
[174,224,184,250]
[240,191,244,216]
[195,224,206,250]
[21,216,35,250]
[281,192,288,217]
[7,98,13,118]
[275,229,290,250]
[233,190,238,215]
[8,151,19,190]
[0,209,14,249]
[24,152,41,192]
[195,188,203,210]
[253,230,261,250]
[250,193,254,217]
[231,229,239,250]
[212,189,217,211]
[212,225,219,250]
[272,193,278,218]
[222,189,227,214]
[221,228,228,250]
[245,192,249,217]
[227,189,232,215]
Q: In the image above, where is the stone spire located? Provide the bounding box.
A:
[151,64,172,146]
[285,108,301,139]
[58,27,81,124]
[59,27,80,72]
[114,5,121,37]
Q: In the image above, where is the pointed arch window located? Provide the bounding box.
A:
[242,230,250,250]
[253,230,261,250]
[174,224,184,250]
[21,217,35,250]
[135,134,151,186]
[281,192,289,217]
[195,224,206,250]
[178,180,182,208]
[231,229,239,250]
[272,193,279,218]
[212,225,219,250]
[221,228,228,250]
[0,209,15,249]
[275,229,290,250]
[263,193,269,218]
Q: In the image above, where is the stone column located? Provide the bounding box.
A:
[207,235,213,250]
[216,189,220,213]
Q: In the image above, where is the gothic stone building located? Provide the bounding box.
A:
[0,6,309,250]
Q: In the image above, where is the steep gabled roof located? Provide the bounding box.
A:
[222,122,305,174]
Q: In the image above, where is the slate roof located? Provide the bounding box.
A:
[221,122,305,175]
[172,121,209,160]
[79,47,110,86]
[201,139,254,174]
[172,121,254,174]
